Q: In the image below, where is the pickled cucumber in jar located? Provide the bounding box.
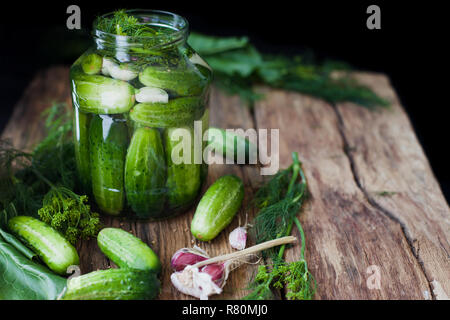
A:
[69,10,212,219]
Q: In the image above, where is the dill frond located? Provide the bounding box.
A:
[244,152,315,300]
[96,9,159,37]
[0,102,101,243]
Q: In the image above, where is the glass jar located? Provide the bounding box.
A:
[70,10,212,219]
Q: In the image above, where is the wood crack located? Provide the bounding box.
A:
[331,103,436,300]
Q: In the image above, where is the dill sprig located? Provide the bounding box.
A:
[96,9,158,37]
[251,152,306,259]
[0,103,101,243]
[244,152,316,300]
[38,187,101,245]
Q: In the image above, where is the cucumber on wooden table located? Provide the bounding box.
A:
[97,228,161,273]
[89,115,128,215]
[7,216,79,275]
[125,127,166,218]
[191,175,245,241]
[61,268,160,300]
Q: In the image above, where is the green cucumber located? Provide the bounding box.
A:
[125,127,166,218]
[73,107,92,192]
[139,65,208,96]
[72,73,135,114]
[62,268,160,300]
[81,53,102,75]
[164,126,201,209]
[90,115,128,215]
[7,216,79,275]
[97,228,161,273]
[129,97,204,128]
[191,175,244,241]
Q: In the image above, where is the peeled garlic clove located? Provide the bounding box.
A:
[101,57,116,76]
[108,63,138,81]
[229,226,247,250]
[171,247,209,272]
[135,87,169,103]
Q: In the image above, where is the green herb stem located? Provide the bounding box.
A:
[294,217,306,260]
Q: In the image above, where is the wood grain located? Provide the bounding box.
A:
[253,82,448,299]
[2,66,448,300]
[335,73,450,299]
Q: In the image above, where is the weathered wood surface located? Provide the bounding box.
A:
[2,66,449,300]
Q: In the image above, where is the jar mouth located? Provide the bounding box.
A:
[93,9,189,50]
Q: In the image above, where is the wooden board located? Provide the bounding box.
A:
[2,66,449,300]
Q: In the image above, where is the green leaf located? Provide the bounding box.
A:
[0,231,67,300]
[0,229,36,260]
[203,46,262,77]
[188,32,249,55]
[213,73,263,103]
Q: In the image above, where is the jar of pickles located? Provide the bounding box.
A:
[70,10,212,219]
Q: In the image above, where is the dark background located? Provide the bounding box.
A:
[0,1,448,201]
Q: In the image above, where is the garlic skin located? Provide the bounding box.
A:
[170,248,230,299]
[171,266,222,300]
[171,246,209,272]
[229,226,247,250]
[135,87,169,103]
[200,262,230,287]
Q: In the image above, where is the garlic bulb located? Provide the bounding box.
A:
[170,236,297,300]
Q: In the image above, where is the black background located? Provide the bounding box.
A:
[0,1,448,201]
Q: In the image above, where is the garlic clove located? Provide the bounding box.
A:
[200,263,226,287]
[101,57,116,77]
[171,247,209,272]
[108,63,138,81]
[229,226,247,250]
[135,87,169,103]
[171,266,222,300]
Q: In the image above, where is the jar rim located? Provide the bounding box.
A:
[92,9,189,46]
